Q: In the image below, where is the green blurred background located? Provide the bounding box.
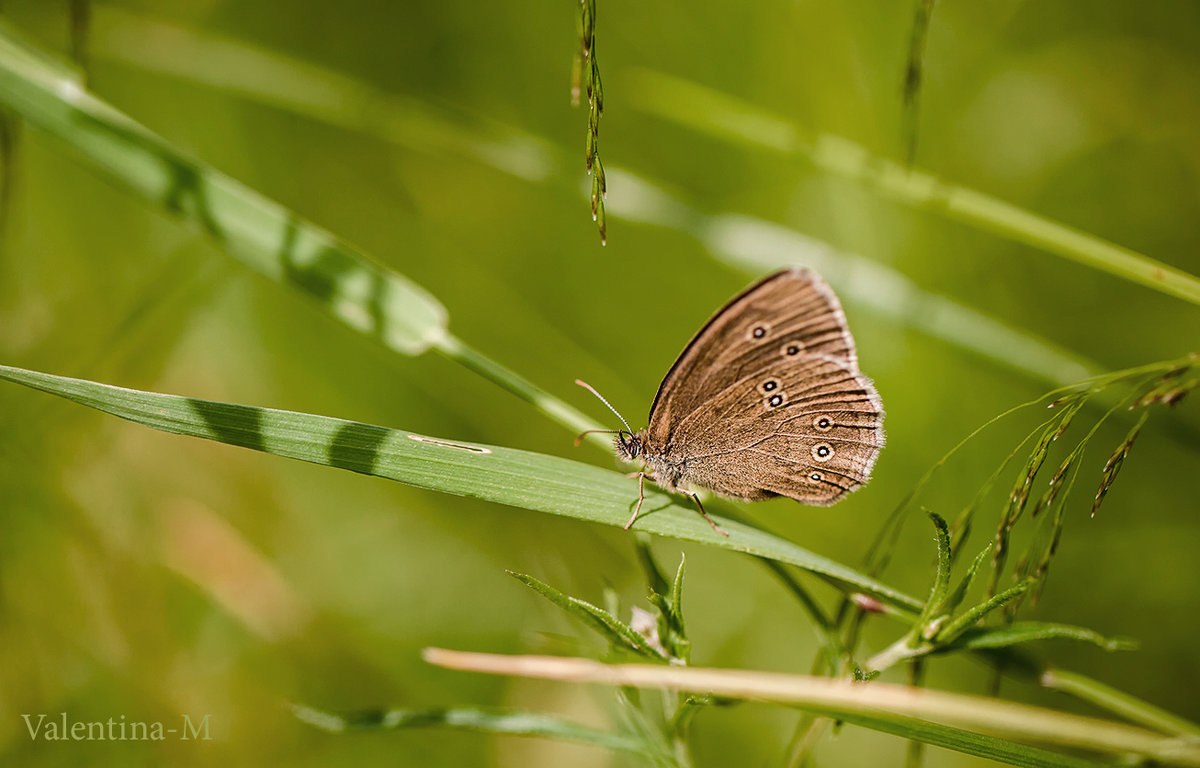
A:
[1,1,1198,766]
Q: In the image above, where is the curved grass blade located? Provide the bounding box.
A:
[290,702,646,753]
[935,622,1136,654]
[943,543,991,615]
[424,649,1200,766]
[0,20,606,445]
[84,9,1101,391]
[0,363,922,611]
[0,21,446,355]
[916,511,952,632]
[1040,667,1200,739]
[629,69,1200,306]
[934,580,1031,645]
[508,571,667,660]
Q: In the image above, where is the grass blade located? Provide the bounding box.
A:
[424,649,1200,766]
[291,702,645,752]
[1040,668,1200,739]
[918,511,952,629]
[0,20,607,445]
[508,571,667,660]
[819,708,1107,768]
[85,8,1101,391]
[936,622,1136,654]
[0,21,446,353]
[629,69,1200,306]
[0,363,923,611]
[943,543,991,614]
[935,581,1032,645]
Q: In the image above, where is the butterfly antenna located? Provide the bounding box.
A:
[574,379,633,433]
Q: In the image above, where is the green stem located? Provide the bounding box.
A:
[631,70,1200,306]
[809,134,1200,305]
[865,636,929,673]
[1042,667,1200,738]
[427,649,1200,766]
[431,333,607,447]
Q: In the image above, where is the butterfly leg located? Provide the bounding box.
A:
[687,492,728,537]
[624,472,647,530]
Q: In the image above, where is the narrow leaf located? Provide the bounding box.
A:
[0,363,924,611]
[508,571,666,660]
[817,708,1110,768]
[0,21,606,444]
[917,511,952,632]
[668,553,686,633]
[936,580,1032,645]
[936,622,1136,654]
[629,69,1200,306]
[0,22,446,355]
[942,543,991,614]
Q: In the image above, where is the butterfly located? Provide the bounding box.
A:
[578,268,884,535]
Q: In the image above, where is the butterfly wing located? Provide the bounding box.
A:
[663,354,883,504]
[646,268,859,446]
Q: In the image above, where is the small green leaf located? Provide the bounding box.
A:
[935,580,1032,645]
[669,553,686,633]
[508,571,667,660]
[915,511,952,636]
[936,622,1136,654]
[942,543,992,615]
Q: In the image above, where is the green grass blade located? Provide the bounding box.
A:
[937,623,1136,654]
[668,554,686,633]
[0,21,446,354]
[0,363,922,611]
[290,703,646,752]
[935,580,1032,645]
[508,571,667,660]
[0,20,607,446]
[1041,668,1200,739]
[629,69,1200,306]
[810,708,1108,768]
[86,9,1101,391]
[917,511,952,630]
[425,649,1200,766]
[943,543,991,614]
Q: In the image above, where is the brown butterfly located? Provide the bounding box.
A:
[578,268,884,535]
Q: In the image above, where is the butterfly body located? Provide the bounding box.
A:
[608,268,884,530]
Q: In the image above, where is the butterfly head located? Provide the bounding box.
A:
[614,430,644,461]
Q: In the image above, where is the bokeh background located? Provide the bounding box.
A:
[1,1,1198,766]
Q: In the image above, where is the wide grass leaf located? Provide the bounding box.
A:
[0,363,921,611]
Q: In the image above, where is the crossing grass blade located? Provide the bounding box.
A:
[0,19,607,445]
[423,648,1200,767]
